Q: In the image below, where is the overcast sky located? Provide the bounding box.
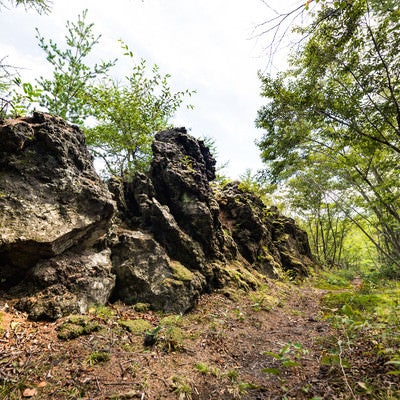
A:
[0,0,297,179]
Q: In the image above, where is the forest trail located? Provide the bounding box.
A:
[0,278,391,399]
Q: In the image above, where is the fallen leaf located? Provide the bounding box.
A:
[22,388,37,397]
[357,381,368,390]
[37,381,47,388]
[10,321,20,330]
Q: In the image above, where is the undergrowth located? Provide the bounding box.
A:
[314,266,400,399]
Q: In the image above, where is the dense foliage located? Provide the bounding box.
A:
[4,10,194,177]
[84,42,194,176]
[257,0,400,271]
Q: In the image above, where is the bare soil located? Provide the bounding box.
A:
[0,280,386,399]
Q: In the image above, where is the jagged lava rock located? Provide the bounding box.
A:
[110,230,206,313]
[217,182,314,276]
[15,249,115,320]
[150,128,225,260]
[0,112,115,284]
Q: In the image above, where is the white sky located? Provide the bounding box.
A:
[0,0,298,179]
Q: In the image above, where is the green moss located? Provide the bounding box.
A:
[322,291,383,314]
[163,326,185,352]
[170,260,194,282]
[250,292,281,312]
[312,271,352,290]
[86,351,110,365]
[134,302,151,312]
[119,318,153,335]
[56,315,99,340]
[162,277,184,288]
[91,305,115,319]
[223,261,262,291]
[160,314,183,327]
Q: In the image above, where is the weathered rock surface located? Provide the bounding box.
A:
[14,249,115,320]
[110,230,206,313]
[0,112,115,285]
[0,115,316,320]
[217,183,314,277]
[111,128,315,309]
[150,129,225,261]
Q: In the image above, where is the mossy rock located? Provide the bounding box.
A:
[119,318,153,335]
[162,326,185,352]
[162,277,185,288]
[223,261,263,291]
[169,260,194,282]
[56,315,99,340]
[220,287,242,302]
[250,292,281,312]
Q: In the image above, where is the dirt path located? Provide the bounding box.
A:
[1,281,338,399]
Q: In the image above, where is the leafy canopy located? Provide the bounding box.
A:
[256,0,400,268]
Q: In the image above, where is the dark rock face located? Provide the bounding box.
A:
[0,112,115,284]
[0,115,315,320]
[150,129,225,260]
[113,129,315,307]
[110,230,206,313]
[14,249,115,320]
[217,183,314,277]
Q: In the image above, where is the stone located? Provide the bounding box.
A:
[110,230,206,313]
[0,112,115,285]
[150,128,225,259]
[217,182,314,276]
[14,249,115,320]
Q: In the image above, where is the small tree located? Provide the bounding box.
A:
[34,9,116,124]
[24,11,194,177]
[84,41,194,177]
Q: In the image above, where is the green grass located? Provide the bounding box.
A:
[314,268,400,399]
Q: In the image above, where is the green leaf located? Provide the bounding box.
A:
[282,360,300,368]
[262,367,280,375]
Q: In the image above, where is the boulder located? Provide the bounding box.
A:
[14,249,115,320]
[110,230,206,313]
[0,112,115,285]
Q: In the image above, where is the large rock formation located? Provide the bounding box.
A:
[217,183,314,277]
[0,114,315,320]
[108,128,314,312]
[0,112,115,285]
